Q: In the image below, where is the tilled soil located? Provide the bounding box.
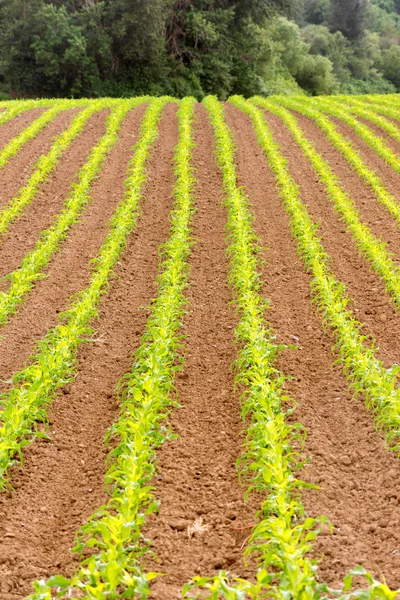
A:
[0,103,176,597]
[0,102,400,597]
[225,104,400,587]
[145,105,259,598]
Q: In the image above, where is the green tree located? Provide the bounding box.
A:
[329,0,368,40]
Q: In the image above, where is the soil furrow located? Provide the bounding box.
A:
[0,103,178,599]
[225,103,400,588]
[0,109,108,281]
[145,105,258,599]
[0,108,46,149]
[260,109,400,369]
[0,105,145,392]
[0,109,80,207]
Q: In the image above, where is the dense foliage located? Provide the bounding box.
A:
[0,0,400,98]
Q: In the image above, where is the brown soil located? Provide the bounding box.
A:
[145,105,259,598]
[0,101,400,597]
[267,109,400,369]
[0,103,177,598]
[0,109,80,208]
[0,109,108,279]
[0,105,145,390]
[225,103,400,588]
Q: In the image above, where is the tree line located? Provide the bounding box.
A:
[0,0,399,99]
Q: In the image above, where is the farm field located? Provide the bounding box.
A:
[0,94,399,599]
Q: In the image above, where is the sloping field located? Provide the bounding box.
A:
[0,95,399,599]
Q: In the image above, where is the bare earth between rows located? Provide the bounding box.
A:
[0,103,399,596]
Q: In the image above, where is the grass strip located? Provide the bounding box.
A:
[0,97,169,488]
[304,96,400,175]
[26,96,196,600]
[0,97,146,326]
[235,96,400,462]
[0,100,108,238]
[274,95,400,231]
[0,101,76,169]
[253,97,400,307]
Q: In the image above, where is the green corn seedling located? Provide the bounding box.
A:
[25,96,196,599]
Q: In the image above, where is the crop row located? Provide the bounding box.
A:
[0,101,108,237]
[255,97,400,308]
[185,95,327,599]
[0,98,147,326]
[27,96,196,599]
[0,97,169,487]
[0,99,61,128]
[276,96,400,231]
[242,97,400,470]
[339,96,400,121]
[229,95,400,598]
[321,97,400,143]
[307,96,400,176]
[0,101,77,169]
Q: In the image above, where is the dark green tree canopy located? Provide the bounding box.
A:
[0,0,400,98]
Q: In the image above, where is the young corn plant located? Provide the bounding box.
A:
[0,101,78,169]
[0,97,147,326]
[0,97,169,488]
[253,97,400,308]
[0,100,109,238]
[273,96,400,231]
[25,96,196,600]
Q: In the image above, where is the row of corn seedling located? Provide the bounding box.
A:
[318,97,400,143]
[235,96,400,473]
[0,97,169,487]
[184,95,328,599]
[254,97,400,308]
[302,96,400,175]
[0,98,147,326]
[0,101,113,237]
[26,96,196,600]
[275,96,400,231]
[0,101,78,169]
[334,96,400,123]
[0,99,61,129]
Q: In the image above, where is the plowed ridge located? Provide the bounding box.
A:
[0,96,399,599]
